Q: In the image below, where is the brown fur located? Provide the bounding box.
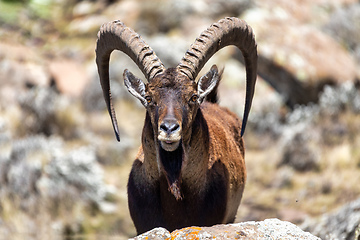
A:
[127,68,246,234]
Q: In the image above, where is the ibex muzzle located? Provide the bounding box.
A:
[158,116,181,152]
[156,89,183,152]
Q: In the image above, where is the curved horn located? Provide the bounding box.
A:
[96,20,166,141]
[177,17,257,137]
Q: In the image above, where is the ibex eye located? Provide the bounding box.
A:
[145,96,152,104]
[190,95,199,103]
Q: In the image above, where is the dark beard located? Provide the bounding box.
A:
[159,141,183,200]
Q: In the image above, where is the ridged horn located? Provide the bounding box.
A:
[95,20,166,141]
[177,17,257,137]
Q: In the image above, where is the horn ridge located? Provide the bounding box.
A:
[95,20,166,141]
[177,17,258,136]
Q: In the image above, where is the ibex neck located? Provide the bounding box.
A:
[180,108,210,189]
[141,107,210,197]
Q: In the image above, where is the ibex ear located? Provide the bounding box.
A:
[123,69,147,106]
[197,65,221,103]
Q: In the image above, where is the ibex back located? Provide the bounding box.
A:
[95,17,257,234]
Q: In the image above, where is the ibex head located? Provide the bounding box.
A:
[123,66,221,151]
[95,18,257,152]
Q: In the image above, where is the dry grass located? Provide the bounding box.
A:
[237,111,360,225]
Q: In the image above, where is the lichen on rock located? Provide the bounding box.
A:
[131,219,321,240]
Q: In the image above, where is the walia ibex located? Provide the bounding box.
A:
[95,17,257,234]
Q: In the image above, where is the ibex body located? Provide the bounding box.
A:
[96,17,257,234]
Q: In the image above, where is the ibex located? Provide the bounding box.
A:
[95,17,257,234]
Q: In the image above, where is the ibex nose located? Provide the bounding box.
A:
[160,119,180,135]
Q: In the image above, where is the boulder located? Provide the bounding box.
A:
[324,3,360,64]
[131,218,320,240]
[0,42,51,104]
[49,59,90,97]
[302,198,360,240]
[241,3,359,107]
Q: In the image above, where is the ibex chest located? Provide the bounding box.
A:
[158,165,228,231]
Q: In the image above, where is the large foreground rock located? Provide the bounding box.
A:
[131,218,320,240]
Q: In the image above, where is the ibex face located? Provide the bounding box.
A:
[124,66,221,152]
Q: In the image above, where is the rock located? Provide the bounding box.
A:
[324,3,360,64]
[72,1,102,18]
[82,51,142,112]
[241,4,359,107]
[81,75,108,112]
[18,86,60,136]
[0,133,114,210]
[49,59,90,97]
[68,14,110,35]
[302,198,360,240]
[0,135,46,200]
[131,219,320,240]
[205,0,252,18]
[279,132,320,172]
[103,0,252,36]
[40,145,109,205]
[319,81,360,114]
[132,227,171,240]
[102,0,142,29]
[0,42,51,104]
[147,35,188,68]
[0,133,118,236]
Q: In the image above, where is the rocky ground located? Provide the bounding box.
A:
[0,0,360,239]
[132,219,322,240]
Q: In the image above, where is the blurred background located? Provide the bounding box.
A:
[0,0,360,239]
